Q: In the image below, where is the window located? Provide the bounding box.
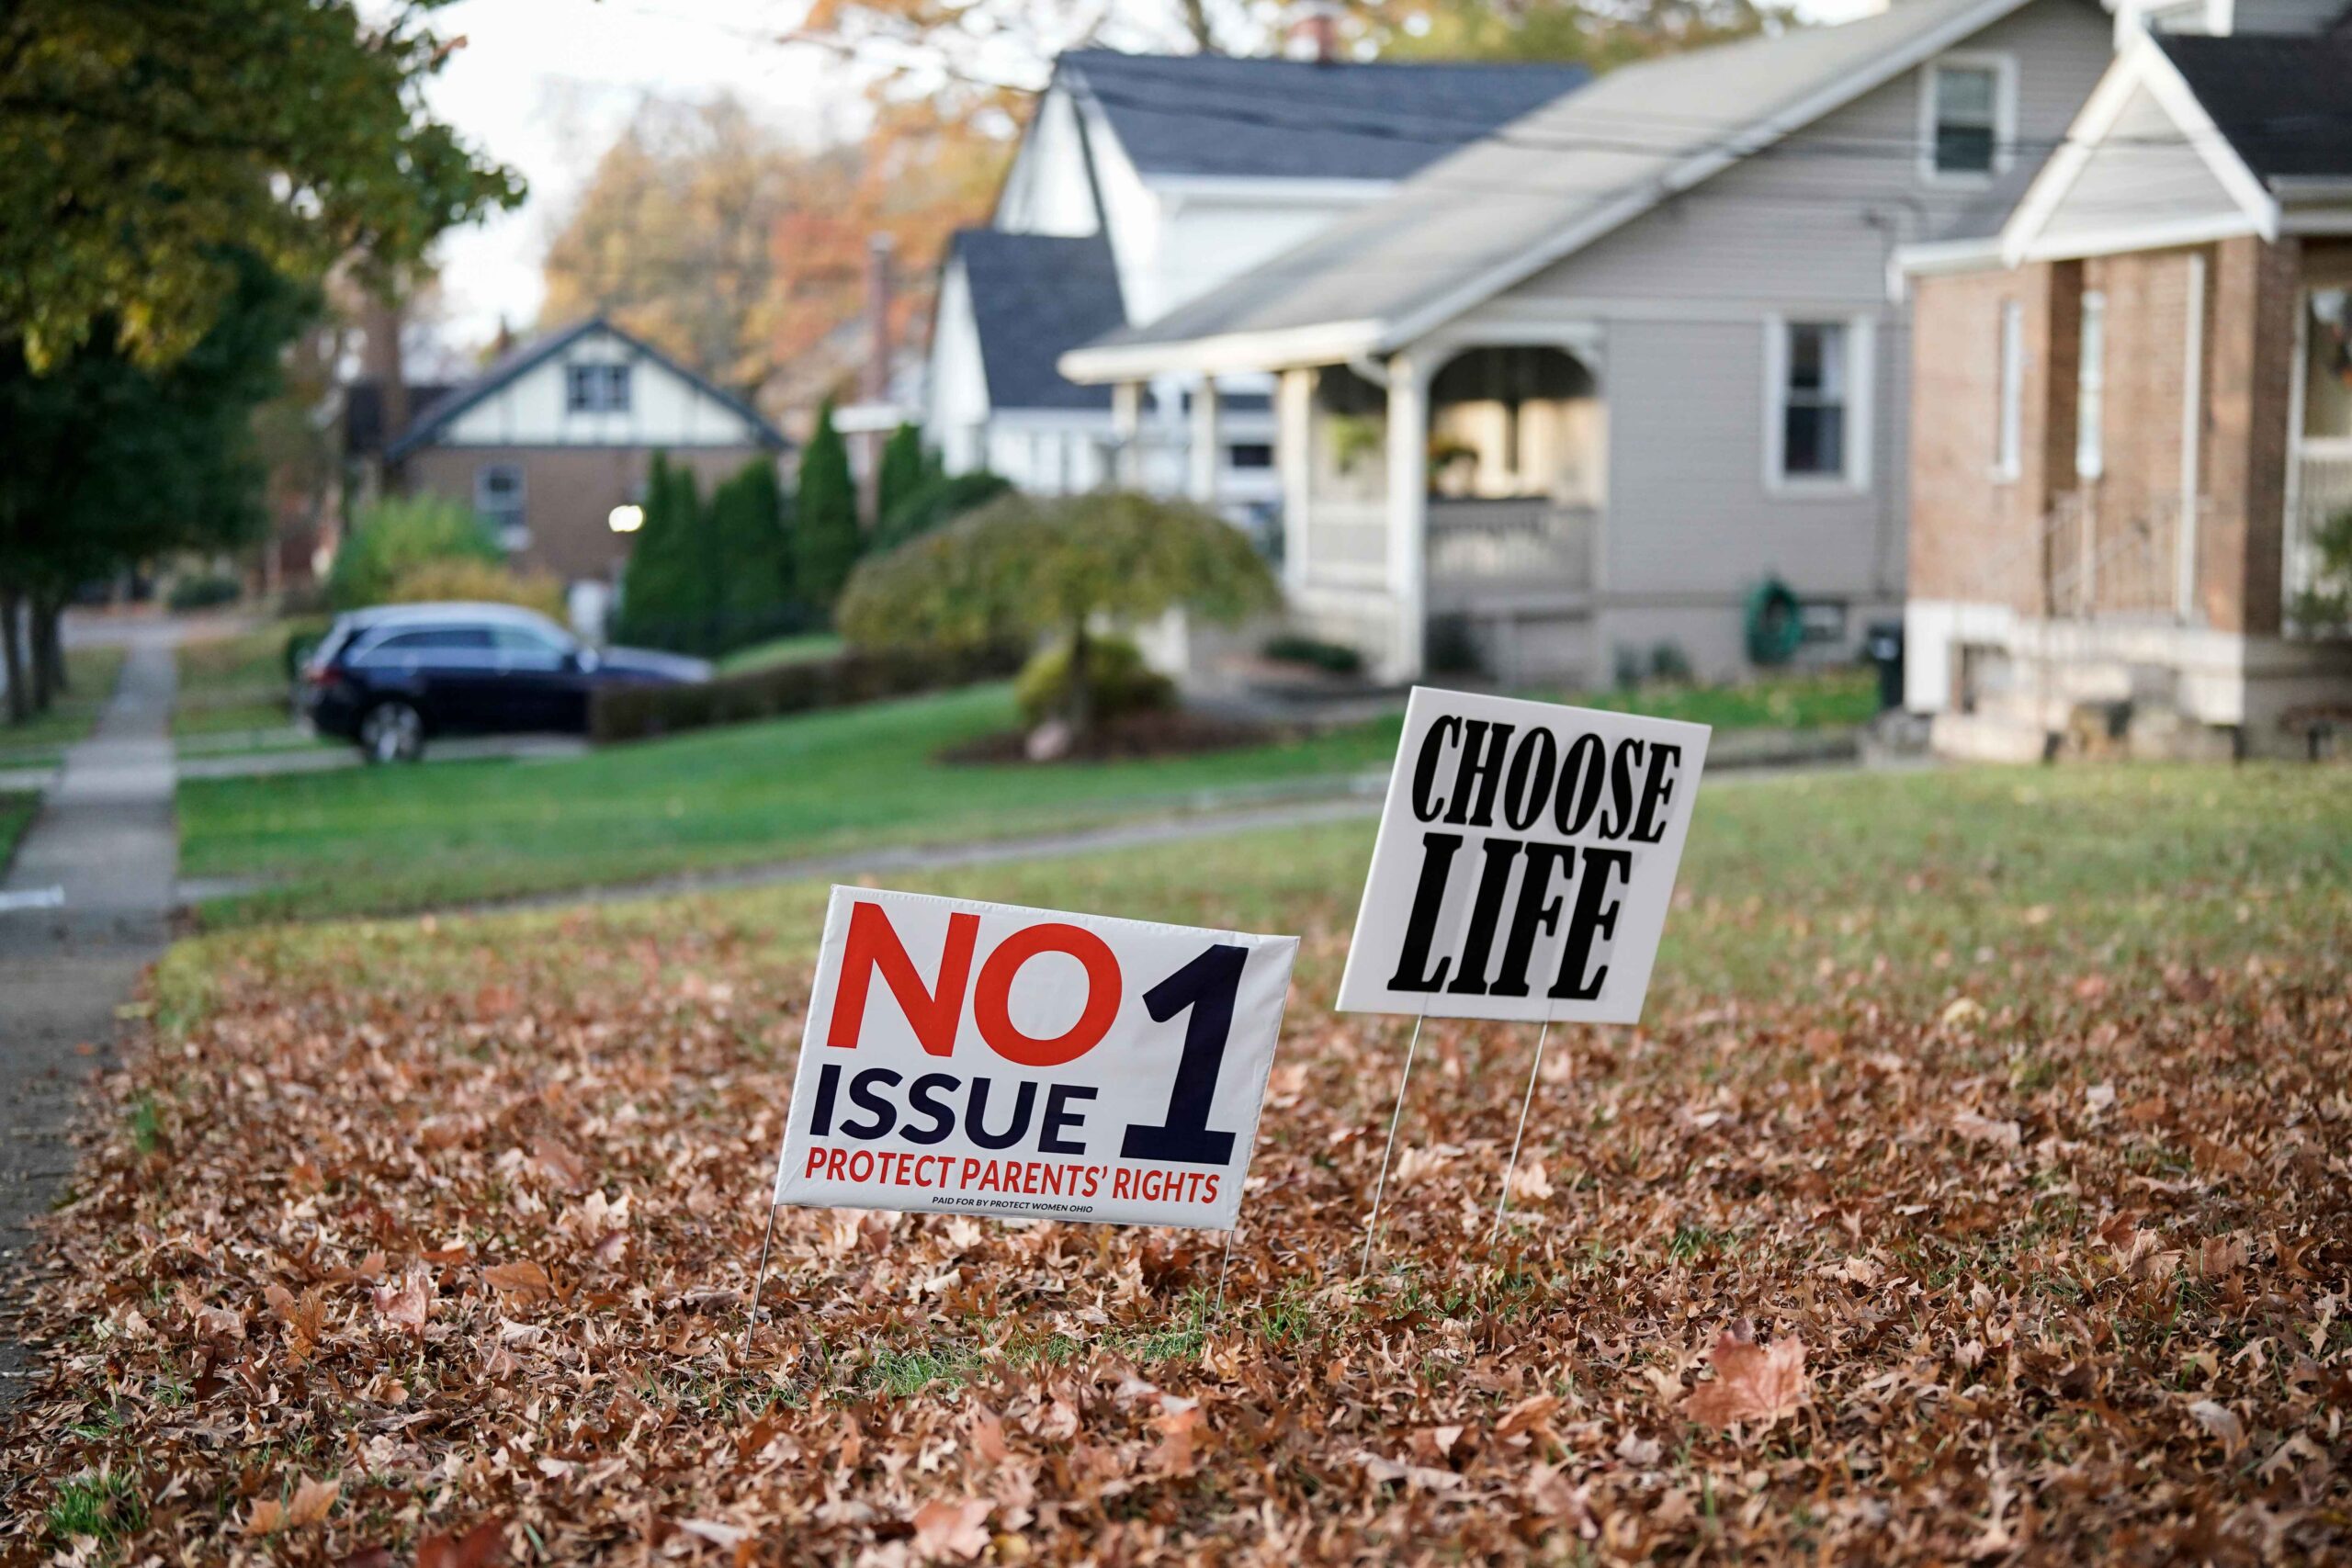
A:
[1778,321,1849,480]
[565,362,632,413]
[1227,442,1274,470]
[1995,299,2025,481]
[474,463,527,551]
[492,622,572,669]
[1923,55,2012,180]
[355,626,493,667]
[2302,288,2352,443]
[2075,290,2106,479]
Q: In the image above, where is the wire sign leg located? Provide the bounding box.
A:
[1359,1011,1427,1278]
[743,1201,780,1355]
[1491,1020,1553,1244]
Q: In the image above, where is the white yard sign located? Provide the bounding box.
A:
[1338,688,1710,1025]
[773,886,1297,1230]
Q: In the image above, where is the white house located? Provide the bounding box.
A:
[923,47,1590,527]
[1062,0,2121,685]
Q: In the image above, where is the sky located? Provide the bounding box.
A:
[413,0,1887,359]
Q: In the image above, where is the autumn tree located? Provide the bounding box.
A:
[837,491,1278,737]
[0,0,521,368]
[795,403,863,618]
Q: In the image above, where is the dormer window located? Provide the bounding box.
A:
[1922,54,2014,181]
[566,362,632,413]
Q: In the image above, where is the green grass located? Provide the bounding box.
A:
[0,789,39,870]
[44,1468,143,1548]
[173,623,302,739]
[158,763,2350,1022]
[715,631,843,674]
[178,683,1402,924]
[1538,666,1878,731]
[0,643,128,766]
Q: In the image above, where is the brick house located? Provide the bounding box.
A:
[1899,12,2352,759]
[383,318,788,594]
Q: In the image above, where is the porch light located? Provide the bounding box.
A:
[608,504,644,534]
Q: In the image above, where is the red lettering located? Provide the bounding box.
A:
[830,903,978,1057]
[804,1146,829,1178]
[972,922,1122,1068]
[847,1150,874,1182]
[823,1146,848,1180]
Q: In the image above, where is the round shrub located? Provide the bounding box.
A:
[1013,636,1173,728]
[382,558,566,621]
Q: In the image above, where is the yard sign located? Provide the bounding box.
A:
[1339,687,1710,1025]
[772,886,1297,1230]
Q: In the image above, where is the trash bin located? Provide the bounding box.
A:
[1863,620,1905,713]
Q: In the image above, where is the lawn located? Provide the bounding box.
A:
[172,622,313,741]
[13,764,2348,1563]
[0,642,127,767]
[716,631,844,674]
[0,788,39,869]
[178,683,1405,923]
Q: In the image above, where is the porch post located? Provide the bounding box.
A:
[1113,380,1144,488]
[1188,378,1221,505]
[1385,352,1430,682]
[1278,368,1314,594]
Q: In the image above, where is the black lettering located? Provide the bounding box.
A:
[1501,728,1557,831]
[1443,720,1514,828]
[1411,716,1460,822]
[965,1078,1036,1151]
[1554,733,1606,836]
[840,1067,901,1140]
[1550,846,1632,1000]
[1445,838,1521,996]
[1385,831,1462,993]
[1040,1082,1096,1155]
[808,1062,842,1136]
[1600,739,1644,840]
[901,1072,957,1145]
[1489,841,1571,998]
[1631,742,1682,844]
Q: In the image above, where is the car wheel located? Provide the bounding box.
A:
[359,700,425,763]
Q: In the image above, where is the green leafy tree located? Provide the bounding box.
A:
[709,457,793,650]
[875,423,929,529]
[795,401,861,616]
[325,493,501,612]
[0,254,314,720]
[616,455,710,652]
[1,0,523,368]
[876,467,1010,551]
[838,491,1278,738]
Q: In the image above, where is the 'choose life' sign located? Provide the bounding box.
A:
[1338,687,1709,1025]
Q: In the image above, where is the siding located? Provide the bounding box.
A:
[436,329,766,449]
[2036,83,2242,254]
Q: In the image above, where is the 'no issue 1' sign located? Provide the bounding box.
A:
[1339,687,1710,1025]
[773,886,1298,1229]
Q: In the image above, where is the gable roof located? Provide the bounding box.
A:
[386,317,786,460]
[953,230,1127,412]
[1057,50,1589,184]
[2158,31,2352,181]
[1064,0,2054,379]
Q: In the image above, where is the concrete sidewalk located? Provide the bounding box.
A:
[0,622,177,1397]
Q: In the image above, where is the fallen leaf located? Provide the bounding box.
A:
[2188,1399,2246,1457]
[243,1498,288,1537]
[286,1475,339,1527]
[370,1269,431,1336]
[481,1260,555,1303]
[416,1518,506,1568]
[1681,1325,1811,1432]
[910,1497,992,1562]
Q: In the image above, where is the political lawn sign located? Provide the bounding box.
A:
[773,886,1298,1231]
[1340,688,1710,1025]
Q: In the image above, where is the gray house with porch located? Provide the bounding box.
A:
[1063,0,2119,684]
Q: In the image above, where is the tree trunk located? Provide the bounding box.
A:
[1066,620,1093,743]
[37,592,64,696]
[28,590,57,713]
[0,585,27,727]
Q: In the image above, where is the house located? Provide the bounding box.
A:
[382,316,787,600]
[924,47,1591,523]
[1059,0,2120,685]
[1899,3,2352,760]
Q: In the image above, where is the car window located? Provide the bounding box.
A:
[491,624,571,660]
[355,626,493,665]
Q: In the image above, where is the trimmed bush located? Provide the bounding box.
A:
[328,494,500,611]
[795,400,861,615]
[876,422,928,530]
[1261,633,1363,677]
[1013,636,1173,728]
[166,571,243,612]
[383,558,566,620]
[588,641,1026,747]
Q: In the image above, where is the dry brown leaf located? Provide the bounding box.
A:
[481,1260,556,1303]
[1681,1325,1811,1432]
[285,1474,339,1527]
[2188,1399,2247,1457]
[243,1498,287,1537]
[910,1497,992,1562]
[370,1269,431,1336]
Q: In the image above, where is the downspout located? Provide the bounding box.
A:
[2177,250,2206,623]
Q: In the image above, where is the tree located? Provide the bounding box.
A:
[0,254,315,720]
[837,491,1279,737]
[0,0,522,369]
[324,494,501,613]
[709,458,794,650]
[1362,0,1785,68]
[615,456,707,653]
[876,423,929,529]
[796,403,863,617]
[876,468,1011,552]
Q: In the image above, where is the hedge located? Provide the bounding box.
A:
[588,642,1028,747]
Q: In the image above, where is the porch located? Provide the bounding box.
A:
[1228,338,1608,683]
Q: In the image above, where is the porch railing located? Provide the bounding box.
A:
[2290,446,2352,620]
[1427,497,1595,599]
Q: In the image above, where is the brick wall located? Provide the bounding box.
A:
[1908,265,2054,610]
[401,445,775,583]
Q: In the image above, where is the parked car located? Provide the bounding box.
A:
[300,602,710,761]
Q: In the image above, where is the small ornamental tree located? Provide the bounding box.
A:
[326,493,500,612]
[838,490,1280,738]
[708,457,793,649]
[616,454,708,651]
[795,400,861,617]
[875,422,928,529]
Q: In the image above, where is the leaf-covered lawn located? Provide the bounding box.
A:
[7,765,2349,1563]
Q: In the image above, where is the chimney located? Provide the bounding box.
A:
[359,295,409,454]
[1287,0,1340,64]
[859,233,896,525]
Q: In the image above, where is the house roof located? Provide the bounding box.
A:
[2158,31,2352,182]
[385,317,786,460]
[1057,50,1590,184]
[954,230,1127,412]
[342,379,456,458]
[1063,0,2052,378]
